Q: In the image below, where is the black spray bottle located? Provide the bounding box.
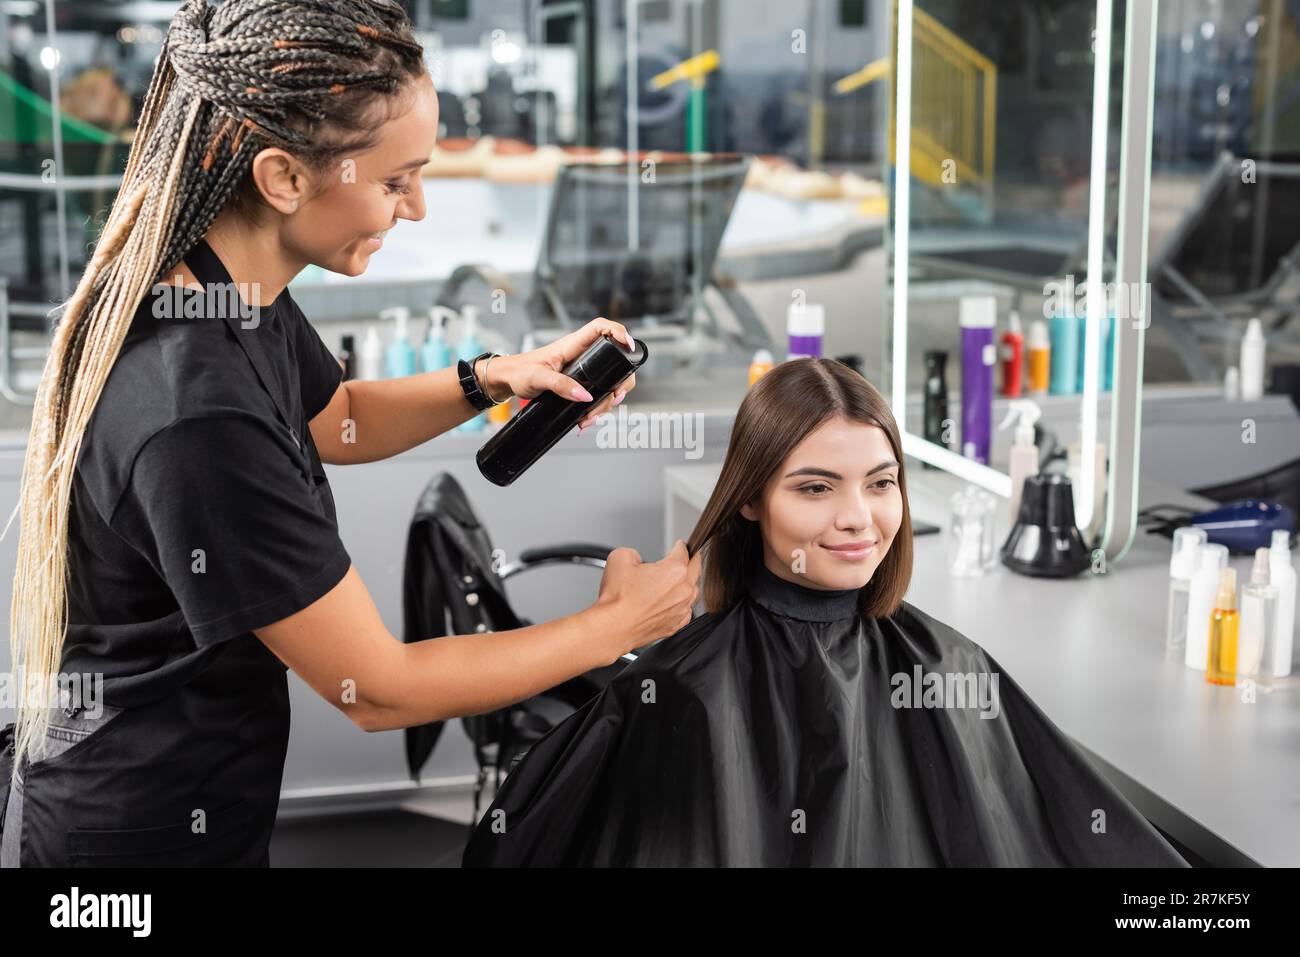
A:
[922,349,949,469]
[477,333,649,486]
[338,334,356,380]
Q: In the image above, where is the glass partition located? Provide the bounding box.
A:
[1,0,145,404]
[414,0,894,408]
[1144,0,1300,386]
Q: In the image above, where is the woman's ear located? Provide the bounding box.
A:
[249,147,310,216]
[739,499,758,522]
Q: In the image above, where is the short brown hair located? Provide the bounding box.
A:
[686,358,913,618]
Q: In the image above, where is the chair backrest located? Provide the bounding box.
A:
[401,472,614,783]
[402,473,521,779]
[533,154,751,326]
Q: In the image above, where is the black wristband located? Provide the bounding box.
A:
[457,352,497,412]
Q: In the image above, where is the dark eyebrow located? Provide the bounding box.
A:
[784,460,900,481]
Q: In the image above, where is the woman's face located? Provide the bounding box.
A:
[281,70,439,277]
[740,416,903,591]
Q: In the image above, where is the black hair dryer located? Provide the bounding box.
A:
[477,333,649,487]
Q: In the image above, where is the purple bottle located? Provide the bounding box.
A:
[959,296,997,465]
[787,303,824,359]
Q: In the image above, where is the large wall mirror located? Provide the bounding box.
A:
[885,0,1156,559]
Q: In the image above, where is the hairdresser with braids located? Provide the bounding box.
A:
[0,0,699,868]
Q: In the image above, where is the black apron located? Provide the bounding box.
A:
[5,241,310,867]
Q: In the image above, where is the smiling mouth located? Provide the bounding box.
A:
[820,541,878,559]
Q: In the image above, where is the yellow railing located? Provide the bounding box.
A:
[885,1,997,199]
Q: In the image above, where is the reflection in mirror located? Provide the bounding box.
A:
[887,0,1126,550]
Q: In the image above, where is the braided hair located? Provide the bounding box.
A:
[9,0,426,772]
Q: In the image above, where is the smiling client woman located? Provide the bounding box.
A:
[0,0,698,867]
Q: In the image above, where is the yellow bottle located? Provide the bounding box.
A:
[1027,319,1050,396]
[1205,567,1239,686]
[748,349,775,387]
[488,396,513,425]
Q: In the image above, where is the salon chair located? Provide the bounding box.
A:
[400,472,625,824]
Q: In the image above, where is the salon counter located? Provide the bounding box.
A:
[664,464,1300,867]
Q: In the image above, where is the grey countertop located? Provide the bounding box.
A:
[904,469,1298,868]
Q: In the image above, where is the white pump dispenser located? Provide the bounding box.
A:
[997,399,1041,523]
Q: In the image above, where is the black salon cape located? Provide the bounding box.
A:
[462,565,1188,867]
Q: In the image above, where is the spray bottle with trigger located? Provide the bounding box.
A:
[997,399,1042,525]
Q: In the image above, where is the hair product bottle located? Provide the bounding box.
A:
[1269,530,1296,676]
[959,296,996,464]
[1166,526,1207,650]
[1205,567,1239,686]
[1027,318,1050,396]
[1049,309,1078,395]
[337,334,355,381]
[1000,309,1024,397]
[423,306,455,372]
[1185,543,1228,670]
[998,399,1040,524]
[1224,366,1241,400]
[1239,318,1266,401]
[922,350,949,462]
[1239,547,1278,689]
[787,303,824,359]
[357,325,383,381]
[457,305,487,433]
[477,335,648,486]
[381,306,416,378]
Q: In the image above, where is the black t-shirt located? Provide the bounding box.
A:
[63,275,352,709]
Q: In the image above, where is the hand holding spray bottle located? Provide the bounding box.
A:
[477,333,648,486]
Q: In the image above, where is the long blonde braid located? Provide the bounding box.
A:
[8,0,424,773]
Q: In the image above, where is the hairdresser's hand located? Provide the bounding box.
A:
[478,318,638,432]
[593,540,703,658]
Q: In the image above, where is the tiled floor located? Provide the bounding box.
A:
[269,787,492,867]
[270,809,471,868]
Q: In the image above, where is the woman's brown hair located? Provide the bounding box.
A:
[686,358,913,618]
[9,0,425,774]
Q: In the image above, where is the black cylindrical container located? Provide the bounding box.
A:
[477,333,649,486]
[338,334,356,381]
[922,349,949,470]
[1000,473,1091,578]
